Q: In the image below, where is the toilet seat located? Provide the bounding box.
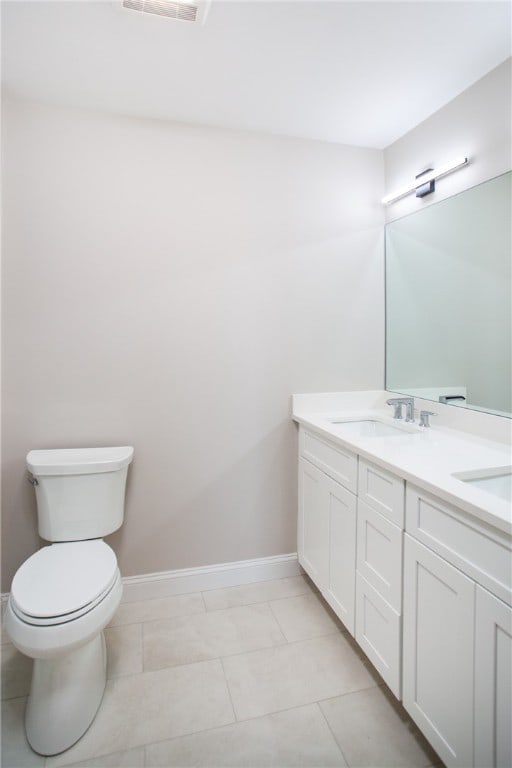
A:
[10,541,118,627]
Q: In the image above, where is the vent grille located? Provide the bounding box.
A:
[122,0,199,22]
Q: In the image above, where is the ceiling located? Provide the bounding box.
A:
[2,0,511,149]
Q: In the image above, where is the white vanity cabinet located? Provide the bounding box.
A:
[297,429,405,693]
[298,429,357,635]
[355,459,404,697]
[403,533,475,768]
[403,485,512,768]
[474,586,512,768]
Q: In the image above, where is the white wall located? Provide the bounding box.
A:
[384,59,511,222]
[1,98,384,590]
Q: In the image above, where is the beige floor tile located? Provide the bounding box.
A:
[270,591,343,641]
[45,659,235,768]
[59,747,145,768]
[202,576,314,611]
[104,624,143,678]
[1,644,33,700]
[1,697,45,767]
[143,603,286,671]
[109,592,205,627]
[320,685,441,767]
[222,633,379,721]
[145,703,347,767]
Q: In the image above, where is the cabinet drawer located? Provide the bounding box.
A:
[358,459,404,526]
[357,499,403,612]
[300,428,357,493]
[406,485,512,607]
[355,572,401,698]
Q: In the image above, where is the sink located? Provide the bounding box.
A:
[452,467,512,503]
[328,419,415,438]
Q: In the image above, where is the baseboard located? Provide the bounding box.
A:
[120,552,302,603]
[1,553,302,606]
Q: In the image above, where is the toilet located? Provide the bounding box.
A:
[4,446,134,756]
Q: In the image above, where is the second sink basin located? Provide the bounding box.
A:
[452,467,512,503]
[329,419,416,438]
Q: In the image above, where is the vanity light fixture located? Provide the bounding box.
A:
[382,156,469,205]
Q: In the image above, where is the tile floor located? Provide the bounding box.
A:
[1,575,443,768]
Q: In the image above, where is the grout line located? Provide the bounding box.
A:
[138,698,357,764]
[218,655,238,724]
[264,600,289,644]
[315,700,351,767]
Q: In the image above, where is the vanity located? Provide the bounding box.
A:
[293,390,511,768]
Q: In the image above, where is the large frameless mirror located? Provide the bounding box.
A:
[385,171,511,418]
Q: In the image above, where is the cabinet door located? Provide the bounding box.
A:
[355,572,401,697]
[325,474,356,636]
[298,458,329,590]
[357,499,402,612]
[475,586,512,768]
[403,534,474,768]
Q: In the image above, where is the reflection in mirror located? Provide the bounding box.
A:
[385,171,511,418]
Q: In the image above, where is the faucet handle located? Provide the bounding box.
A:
[419,410,436,428]
[386,398,404,419]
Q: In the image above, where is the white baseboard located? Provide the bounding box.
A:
[120,552,302,603]
[1,553,302,606]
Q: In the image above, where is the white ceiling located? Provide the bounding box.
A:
[2,0,511,149]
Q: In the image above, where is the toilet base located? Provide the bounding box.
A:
[26,631,107,756]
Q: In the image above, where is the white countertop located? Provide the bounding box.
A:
[293,391,512,536]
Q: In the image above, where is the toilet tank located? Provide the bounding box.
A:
[26,447,134,542]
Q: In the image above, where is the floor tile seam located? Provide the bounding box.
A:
[219,654,238,724]
[107,652,228,680]
[212,627,346,663]
[265,595,346,641]
[1,690,31,702]
[200,590,312,613]
[266,597,290,640]
[260,599,288,645]
[313,700,351,768]
[127,698,355,760]
[0,692,28,704]
[141,630,292,674]
[108,608,207,629]
[138,599,283,624]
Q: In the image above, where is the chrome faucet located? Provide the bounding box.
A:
[419,410,436,428]
[386,396,415,422]
[386,397,405,419]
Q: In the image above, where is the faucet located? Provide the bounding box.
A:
[419,410,436,428]
[386,396,415,422]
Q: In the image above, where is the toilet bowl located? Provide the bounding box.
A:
[5,446,133,756]
[5,540,124,755]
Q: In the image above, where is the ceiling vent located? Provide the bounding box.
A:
[121,0,211,24]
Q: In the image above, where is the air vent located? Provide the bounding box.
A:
[121,0,211,24]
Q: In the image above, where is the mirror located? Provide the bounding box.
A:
[385,171,511,418]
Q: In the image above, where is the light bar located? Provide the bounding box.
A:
[382,157,469,205]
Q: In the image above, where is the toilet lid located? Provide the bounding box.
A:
[11,541,118,619]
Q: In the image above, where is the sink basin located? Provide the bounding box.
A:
[328,419,414,438]
[452,467,512,503]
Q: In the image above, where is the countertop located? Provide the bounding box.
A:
[293,392,512,536]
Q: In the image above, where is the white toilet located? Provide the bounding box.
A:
[5,446,134,756]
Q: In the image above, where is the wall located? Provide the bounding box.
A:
[1,99,384,591]
[384,59,512,222]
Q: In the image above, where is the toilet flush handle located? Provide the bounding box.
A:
[27,474,38,486]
